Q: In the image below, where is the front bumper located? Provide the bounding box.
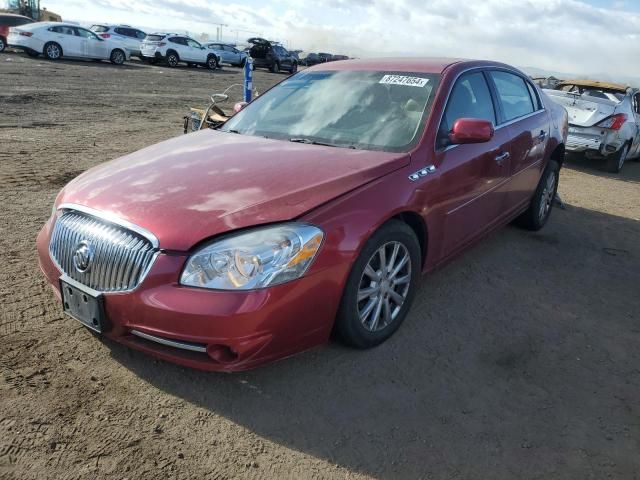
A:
[37,217,345,371]
[566,125,624,157]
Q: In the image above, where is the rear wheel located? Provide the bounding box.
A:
[0,36,5,53]
[44,42,62,60]
[290,62,298,74]
[605,143,629,173]
[334,220,421,349]
[166,51,179,67]
[515,160,560,231]
[110,49,125,65]
[27,50,39,58]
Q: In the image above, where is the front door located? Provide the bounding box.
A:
[434,71,512,257]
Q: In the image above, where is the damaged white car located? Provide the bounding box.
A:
[545,80,640,173]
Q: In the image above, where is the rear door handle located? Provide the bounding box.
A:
[495,152,510,164]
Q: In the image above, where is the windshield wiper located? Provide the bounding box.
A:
[289,138,355,149]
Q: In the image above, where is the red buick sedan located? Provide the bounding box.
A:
[37,58,568,371]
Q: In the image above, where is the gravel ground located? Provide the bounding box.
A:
[1,52,639,480]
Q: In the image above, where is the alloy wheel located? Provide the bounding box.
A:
[46,43,61,59]
[357,241,412,332]
[112,50,124,65]
[538,171,556,222]
[167,54,178,67]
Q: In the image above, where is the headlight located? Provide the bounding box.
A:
[180,223,324,290]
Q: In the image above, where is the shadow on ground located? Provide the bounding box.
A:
[109,203,640,479]
[564,152,640,184]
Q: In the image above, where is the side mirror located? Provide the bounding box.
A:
[449,118,494,144]
[233,101,248,113]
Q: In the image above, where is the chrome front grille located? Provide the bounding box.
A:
[49,209,158,292]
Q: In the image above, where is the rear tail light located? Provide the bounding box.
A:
[19,31,33,37]
[597,113,627,130]
[99,33,110,39]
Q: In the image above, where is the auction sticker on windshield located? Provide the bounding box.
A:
[379,75,429,87]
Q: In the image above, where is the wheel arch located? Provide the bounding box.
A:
[166,49,179,59]
[391,211,428,267]
[549,142,565,168]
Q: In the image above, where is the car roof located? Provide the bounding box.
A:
[18,21,81,30]
[0,13,32,20]
[305,57,470,74]
[557,79,629,92]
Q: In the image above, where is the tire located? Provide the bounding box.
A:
[515,160,560,231]
[0,36,5,53]
[270,61,280,73]
[605,143,629,173]
[239,58,246,68]
[290,62,298,74]
[110,49,125,65]
[166,51,179,67]
[187,62,196,68]
[334,220,421,349]
[27,50,39,58]
[206,55,218,70]
[43,42,62,60]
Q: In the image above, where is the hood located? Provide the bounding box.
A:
[544,89,618,127]
[59,130,407,251]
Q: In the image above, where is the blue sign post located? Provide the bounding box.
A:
[243,57,253,102]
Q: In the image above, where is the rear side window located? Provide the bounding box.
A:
[526,82,542,110]
[440,71,496,144]
[91,25,109,33]
[489,71,535,122]
[169,37,186,45]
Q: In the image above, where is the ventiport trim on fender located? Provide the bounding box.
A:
[408,165,436,181]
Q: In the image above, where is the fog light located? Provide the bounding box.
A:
[207,344,239,364]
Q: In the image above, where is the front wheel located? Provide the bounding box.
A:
[605,143,629,173]
[206,56,218,70]
[290,62,298,74]
[110,49,125,65]
[270,61,280,73]
[0,36,5,53]
[43,42,62,60]
[334,220,421,349]
[515,160,560,231]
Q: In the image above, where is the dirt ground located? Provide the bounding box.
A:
[1,52,639,480]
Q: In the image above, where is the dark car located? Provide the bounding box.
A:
[0,13,33,53]
[247,37,297,73]
[303,52,322,66]
[37,58,568,372]
[318,52,333,63]
[332,54,349,61]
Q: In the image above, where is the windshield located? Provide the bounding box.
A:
[221,70,439,151]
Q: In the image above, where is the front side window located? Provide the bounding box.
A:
[221,70,440,152]
[489,71,535,122]
[442,72,496,133]
[186,39,201,48]
[75,28,99,39]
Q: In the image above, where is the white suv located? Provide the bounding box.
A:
[90,24,146,58]
[140,33,220,69]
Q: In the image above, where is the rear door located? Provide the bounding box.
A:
[435,70,512,256]
[50,25,82,56]
[487,70,550,210]
[168,36,188,60]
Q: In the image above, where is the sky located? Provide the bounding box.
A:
[8,0,640,82]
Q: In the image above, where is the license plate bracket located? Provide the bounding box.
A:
[59,277,107,333]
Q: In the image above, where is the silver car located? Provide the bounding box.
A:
[205,43,247,68]
[90,24,146,58]
[545,80,640,172]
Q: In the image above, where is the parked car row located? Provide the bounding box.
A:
[302,52,349,66]
[4,20,253,71]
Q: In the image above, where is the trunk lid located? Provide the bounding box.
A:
[544,89,618,127]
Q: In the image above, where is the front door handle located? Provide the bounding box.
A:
[537,130,547,141]
[495,152,510,164]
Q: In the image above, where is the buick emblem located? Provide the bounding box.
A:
[73,240,94,273]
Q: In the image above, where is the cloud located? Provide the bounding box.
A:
[42,0,640,80]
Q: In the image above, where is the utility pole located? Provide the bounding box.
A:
[211,22,228,41]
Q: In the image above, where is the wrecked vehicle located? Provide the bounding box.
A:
[247,37,297,73]
[545,80,640,172]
